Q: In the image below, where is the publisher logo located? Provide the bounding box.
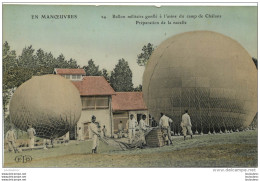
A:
[15,155,32,163]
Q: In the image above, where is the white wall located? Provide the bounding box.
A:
[77,109,112,140]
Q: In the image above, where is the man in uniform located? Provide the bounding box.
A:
[139,114,147,147]
[127,114,138,144]
[6,125,18,153]
[89,115,100,153]
[159,113,173,145]
[27,124,36,149]
[181,110,193,140]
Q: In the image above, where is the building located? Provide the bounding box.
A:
[54,68,86,81]
[72,76,115,140]
[55,68,149,140]
[112,92,149,134]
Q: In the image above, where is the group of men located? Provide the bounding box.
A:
[124,114,147,145]
[118,114,147,145]
[89,113,148,153]
[6,110,193,154]
[89,110,193,153]
[159,110,193,145]
[5,124,36,153]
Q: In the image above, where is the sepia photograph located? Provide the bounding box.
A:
[1,2,258,180]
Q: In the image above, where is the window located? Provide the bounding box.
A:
[96,97,109,107]
[77,75,82,80]
[81,96,109,109]
[82,97,95,109]
[72,75,77,80]
[65,75,70,79]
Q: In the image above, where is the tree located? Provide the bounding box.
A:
[68,58,79,68]
[36,48,45,67]
[18,45,36,68]
[3,66,34,117]
[102,68,110,82]
[3,41,17,72]
[110,58,133,91]
[3,42,17,116]
[43,52,56,74]
[83,59,102,76]
[3,88,12,115]
[56,54,68,68]
[3,67,34,89]
[252,57,257,69]
[137,43,154,66]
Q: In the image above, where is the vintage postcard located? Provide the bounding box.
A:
[1,2,258,181]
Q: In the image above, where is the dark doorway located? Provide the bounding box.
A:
[69,126,76,140]
[137,114,142,124]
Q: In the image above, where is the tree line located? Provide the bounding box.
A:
[3,41,154,116]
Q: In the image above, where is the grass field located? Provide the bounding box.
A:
[4,130,258,168]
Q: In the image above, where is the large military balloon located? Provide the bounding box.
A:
[143,31,257,134]
[9,75,82,139]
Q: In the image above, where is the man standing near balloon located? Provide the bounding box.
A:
[27,124,36,149]
[127,114,138,144]
[181,110,193,140]
[139,114,147,147]
[89,115,100,154]
[159,113,173,145]
[6,125,19,153]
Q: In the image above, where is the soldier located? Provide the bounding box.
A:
[139,114,147,147]
[89,115,100,154]
[181,110,193,140]
[127,114,138,144]
[159,113,173,145]
[6,125,18,153]
[27,124,36,149]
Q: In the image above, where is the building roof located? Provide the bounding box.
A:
[54,68,86,75]
[112,92,147,111]
[72,76,116,96]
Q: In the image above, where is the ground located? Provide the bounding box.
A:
[4,130,257,167]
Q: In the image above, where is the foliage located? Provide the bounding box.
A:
[3,41,17,72]
[4,115,11,135]
[110,58,133,91]
[83,59,102,76]
[18,45,37,68]
[137,43,154,66]
[102,68,110,82]
[3,42,18,116]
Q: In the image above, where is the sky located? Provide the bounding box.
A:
[3,5,257,86]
